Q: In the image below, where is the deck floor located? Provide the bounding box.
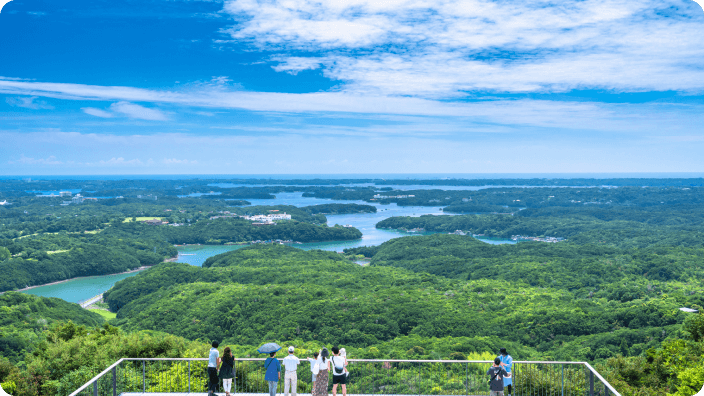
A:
[120,394,489,396]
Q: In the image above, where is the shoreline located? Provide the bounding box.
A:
[4,265,156,295]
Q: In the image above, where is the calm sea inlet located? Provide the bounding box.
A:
[22,192,514,303]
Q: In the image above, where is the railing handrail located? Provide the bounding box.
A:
[69,357,622,396]
[584,362,621,396]
[114,357,597,365]
[68,358,124,396]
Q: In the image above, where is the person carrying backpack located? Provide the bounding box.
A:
[487,357,511,396]
[330,346,348,396]
[498,348,513,396]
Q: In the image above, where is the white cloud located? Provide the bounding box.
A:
[94,157,146,166]
[222,0,704,96]
[82,107,115,118]
[271,57,324,75]
[8,154,63,165]
[1,77,704,135]
[109,102,168,121]
[163,158,199,165]
[5,96,53,109]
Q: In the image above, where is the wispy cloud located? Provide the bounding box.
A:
[163,158,199,165]
[82,107,114,118]
[1,77,703,135]
[94,157,148,166]
[6,96,53,109]
[271,56,325,75]
[8,154,63,165]
[223,0,704,97]
[109,102,168,120]
[80,102,168,120]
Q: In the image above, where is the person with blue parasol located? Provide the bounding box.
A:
[259,343,283,396]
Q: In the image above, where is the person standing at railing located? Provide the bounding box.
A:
[312,348,330,396]
[307,351,320,385]
[207,341,221,396]
[265,350,282,396]
[219,346,235,396]
[487,357,511,396]
[498,348,513,396]
[331,346,348,396]
[283,346,301,396]
[339,348,349,378]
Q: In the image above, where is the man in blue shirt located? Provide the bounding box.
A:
[265,351,282,396]
[208,341,220,396]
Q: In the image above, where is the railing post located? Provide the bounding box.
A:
[93,380,97,396]
[561,364,564,396]
[188,360,191,393]
[465,362,468,396]
[142,361,145,393]
[112,366,117,396]
[590,370,594,396]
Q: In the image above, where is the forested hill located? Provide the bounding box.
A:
[365,234,704,291]
[103,244,697,368]
[0,292,104,362]
[376,210,704,249]
[0,234,174,292]
[102,219,362,244]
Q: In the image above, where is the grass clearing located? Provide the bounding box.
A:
[88,309,117,320]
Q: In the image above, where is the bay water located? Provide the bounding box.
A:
[21,193,512,303]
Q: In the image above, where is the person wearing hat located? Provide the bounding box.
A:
[283,346,301,396]
[498,348,513,396]
[487,357,511,396]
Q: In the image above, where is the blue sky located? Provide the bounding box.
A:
[1,0,704,175]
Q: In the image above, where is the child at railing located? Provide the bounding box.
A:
[340,348,349,377]
[307,351,320,385]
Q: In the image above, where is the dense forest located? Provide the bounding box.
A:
[0,233,175,292]
[99,243,704,395]
[376,209,704,249]
[3,178,704,396]
[0,293,105,362]
[0,194,367,292]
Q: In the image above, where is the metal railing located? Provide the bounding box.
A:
[68,358,621,396]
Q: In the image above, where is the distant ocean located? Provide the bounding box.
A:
[2,173,704,181]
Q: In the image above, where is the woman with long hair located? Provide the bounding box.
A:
[219,346,235,396]
[312,348,330,396]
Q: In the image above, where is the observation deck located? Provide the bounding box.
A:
[69,358,620,396]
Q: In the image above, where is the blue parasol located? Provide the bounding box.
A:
[257,342,282,354]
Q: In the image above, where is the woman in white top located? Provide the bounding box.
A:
[312,348,330,396]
